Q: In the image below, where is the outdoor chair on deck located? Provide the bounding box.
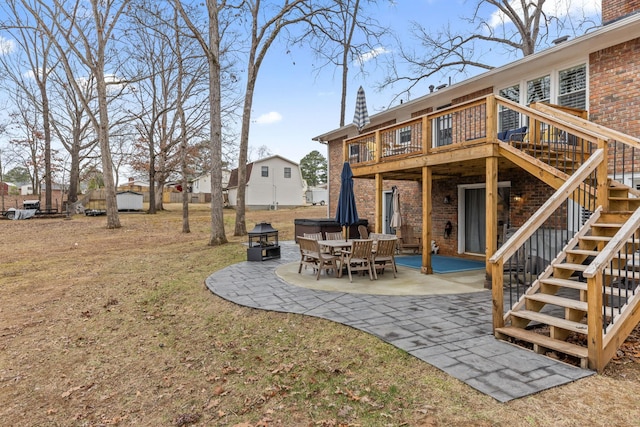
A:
[397,224,421,254]
[372,238,397,277]
[340,239,375,282]
[297,236,339,280]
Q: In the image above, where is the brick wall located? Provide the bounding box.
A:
[602,0,640,24]
[589,37,640,138]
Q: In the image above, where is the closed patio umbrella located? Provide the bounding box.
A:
[390,186,401,230]
[335,162,359,240]
[353,86,370,133]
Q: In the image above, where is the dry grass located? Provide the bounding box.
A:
[1,204,639,427]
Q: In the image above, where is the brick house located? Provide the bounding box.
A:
[313,1,640,371]
[316,0,640,258]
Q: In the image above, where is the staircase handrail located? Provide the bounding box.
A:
[583,205,640,279]
[495,95,614,144]
[489,148,605,265]
[530,102,640,150]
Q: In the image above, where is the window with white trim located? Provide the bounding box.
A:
[527,75,550,104]
[397,126,411,145]
[284,167,291,178]
[498,84,520,132]
[261,166,268,177]
[434,114,452,147]
[558,64,586,109]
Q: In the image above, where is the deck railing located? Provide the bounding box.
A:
[489,150,603,327]
[343,92,640,370]
[583,207,640,371]
[344,97,490,165]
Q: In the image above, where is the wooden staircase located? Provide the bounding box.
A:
[496,183,640,369]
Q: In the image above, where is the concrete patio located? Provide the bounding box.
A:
[204,241,593,402]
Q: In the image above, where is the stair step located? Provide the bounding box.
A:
[496,326,588,359]
[553,262,588,272]
[540,277,587,291]
[566,249,599,257]
[541,278,631,297]
[526,293,588,311]
[592,223,622,229]
[603,268,640,279]
[580,235,612,242]
[510,310,588,334]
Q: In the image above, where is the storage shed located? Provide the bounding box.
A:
[116,191,144,211]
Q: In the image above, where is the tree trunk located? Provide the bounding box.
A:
[207,0,227,246]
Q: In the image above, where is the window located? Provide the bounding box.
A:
[433,114,452,147]
[498,85,520,132]
[261,166,268,177]
[284,167,291,178]
[527,75,550,104]
[349,144,360,162]
[558,65,586,109]
[397,126,411,145]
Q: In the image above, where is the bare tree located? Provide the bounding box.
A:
[127,1,210,214]
[47,67,100,204]
[176,0,235,246]
[1,0,56,210]
[233,0,315,237]
[19,0,131,228]
[383,0,600,97]
[297,0,389,127]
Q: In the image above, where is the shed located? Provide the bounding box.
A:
[116,191,144,211]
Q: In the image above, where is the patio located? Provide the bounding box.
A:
[205,241,593,402]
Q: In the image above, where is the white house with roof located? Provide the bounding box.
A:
[226,155,305,209]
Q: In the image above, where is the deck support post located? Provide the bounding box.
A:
[485,156,498,287]
[587,275,604,372]
[491,258,505,331]
[374,173,383,233]
[421,166,433,274]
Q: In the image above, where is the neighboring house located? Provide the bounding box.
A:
[227,155,305,209]
[117,178,149,193]
[191,169,230,194]
[20,184,34,195]
[313,2,640,371]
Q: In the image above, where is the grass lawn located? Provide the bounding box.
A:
[1,204,639,426]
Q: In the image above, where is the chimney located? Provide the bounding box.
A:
[602,0,640,25]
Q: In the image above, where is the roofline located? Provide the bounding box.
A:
[313,13,640,143]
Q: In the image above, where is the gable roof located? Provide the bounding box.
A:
[226,155,299,189]
[313,13,640,143]
[227,163,253,189]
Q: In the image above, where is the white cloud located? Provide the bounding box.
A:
[0,36,15,55]
[488,0,601,29]
[255,111,283,125]
[354,46,391,67]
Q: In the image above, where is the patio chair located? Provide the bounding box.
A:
[397,224,421,254]
[340,239,375,282]
[297,236,339,280]
[358,224,369,239]
[303,232,324,240]
[372,238,397,277]
[325,231,344,240]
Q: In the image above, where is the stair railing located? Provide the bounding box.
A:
[530,101,640,196]
[489,149,604,330]
[582,206,640,372]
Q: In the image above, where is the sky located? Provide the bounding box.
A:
[248,0,601,165]
[0,0,602,172]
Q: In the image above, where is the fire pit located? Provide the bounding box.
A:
[247,222,280,261]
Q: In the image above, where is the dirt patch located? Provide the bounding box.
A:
[1,205,639,426]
